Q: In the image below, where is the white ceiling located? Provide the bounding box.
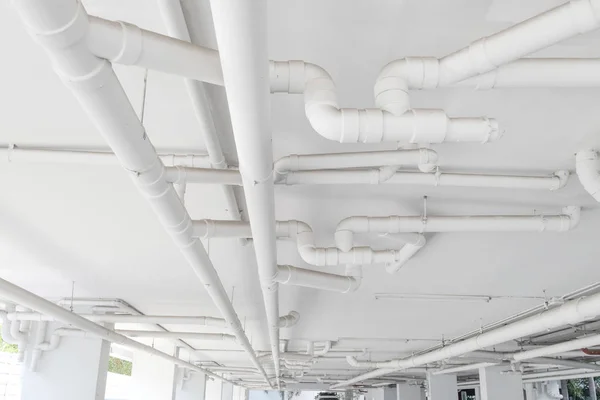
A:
[0,0,600,373]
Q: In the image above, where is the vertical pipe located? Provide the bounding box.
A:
[208,0,281,387]
[590,377,597,400]
[156,0,246,241]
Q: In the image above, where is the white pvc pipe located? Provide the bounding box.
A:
[335,207,580,252]
[11,0,269,385]
[513,333,600,361]
[114,330,236,341]
[456,59,600,89]
[432,362,499,375]
[576,150,600,202]
[274,265,361,294]
[438,0,600,85]
[0,146,211,167]
[281,169,569,190]
[278,311,301,328]
[274,149,439,182]
[0,276,238,384]
[331,289,600,388]
[270,60,499,144]
[156,0,245,242]
[209,0,281,386]
[164,167,242,185]
[385,234,426,274]
[87,16,223,86]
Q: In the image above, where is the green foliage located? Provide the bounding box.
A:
[0,327,18,354]
[568,378,600,400]
[108,356,132,376]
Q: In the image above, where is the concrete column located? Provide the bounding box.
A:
[474,386,481,400]
[561,380,569,400]
[590,377,597,400]
[130,341,177,400]
[175,370,206,400]
[524,383,536,400]
[20,322,111,400]
[479,365,523,400]
[222,382,234,400]
[396,383,422,400]
[427,373,457,400]
[345,389,354,400]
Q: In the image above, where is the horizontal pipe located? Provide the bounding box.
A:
[164,167,243,185]
[114,330,236,341]
[331,289,600,388]
[87,16,223,86]
[281,169,568,190]
[513,333,600,361]
[0,146,210,167]
[433,362,500,375]
[523,370,600,383]
[0,276,236,384]
[274,265,360,293]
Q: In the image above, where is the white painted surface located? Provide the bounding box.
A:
[479,365,523,400]
[397,383,423,400]
[222,382,234,400]
[175,371,206,400]
[129,342,176,400]
[105,372,132,400]
[427,373,457,400]
[20,323,110,400]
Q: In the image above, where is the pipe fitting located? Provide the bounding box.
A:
[278,311,300,328]
[576,150,600,202]
[552,170,570,190]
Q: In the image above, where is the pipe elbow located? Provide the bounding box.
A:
[418,148,439,173]
[576,150,600,202]
[279,311,300,328]
[346,356,361,367]
[335,217,362,252]
[562,206,581,230]
[552,170,570,190]
[305,104,343,142]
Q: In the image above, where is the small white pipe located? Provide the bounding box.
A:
[192,220,253,239]
[432,362,499,375]
[335,207,580,253]
[156,0,245,245]
[0,146,211,167]
[331,289,600,388]
[576,150,600,202]
[281,169,569,190]
[270,60,499,144]
[87,16,223,86]
[114,330,236,341]
[314,341,332,356]
[11,0,269,384]
[274,265,361,293]
[8,312,228,327]
[522,370,600,383]
[527,357,600,371]
[274,149,439,183]
[278,311,300,328]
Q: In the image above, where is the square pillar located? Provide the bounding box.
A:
[130,341,177,400]
[222,382,234,400]
[397,383,423,400]
[175,369,206,400]
[427,373,457,400]
[20,322,111,400]
[479,365,523,400]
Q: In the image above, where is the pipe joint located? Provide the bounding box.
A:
[111,21,143,65]
[552,170,570,190]
[571,0,600,32]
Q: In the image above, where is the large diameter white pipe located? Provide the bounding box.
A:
[438,0,600,85]
[576,150,600,202]
[513,333,600,361]
[331,291,600,388]
[87,16,223,86]
[12,0,269,385]
[270,60,499,144]
[0,276,238,384]
[456,59,600,89]
[335,207,580,252]
[156,0,244,242]
[209,0,281,386]
[274,265,361,294]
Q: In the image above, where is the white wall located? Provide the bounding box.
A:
[129,342,176,400]
[175,371,206,400]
